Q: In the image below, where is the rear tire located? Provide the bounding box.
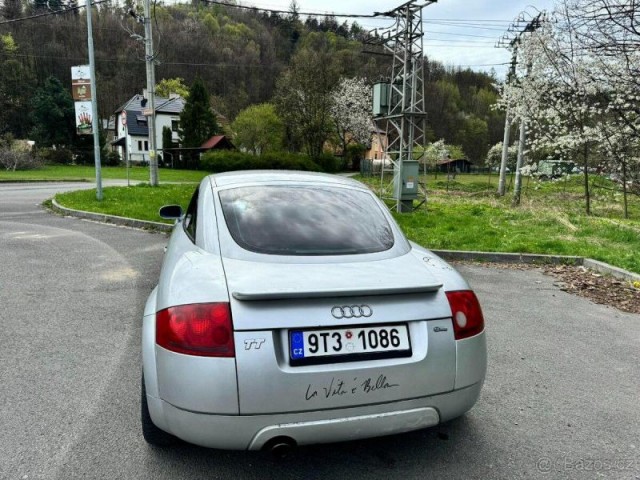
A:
[141,373,176,447]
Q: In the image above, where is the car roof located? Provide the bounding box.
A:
[209,170,365,189]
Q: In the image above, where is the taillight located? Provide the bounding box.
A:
[446,290,485,340]
[156,303,235,357]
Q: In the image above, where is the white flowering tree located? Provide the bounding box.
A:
[420,139,466,177]
[330,77,373,155]
[486,142,518,171]
[566,0,640,217]
[497,0,640,214]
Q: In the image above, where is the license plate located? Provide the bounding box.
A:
[289,324,411,365]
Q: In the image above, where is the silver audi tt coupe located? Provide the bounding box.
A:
[141,170,487,451]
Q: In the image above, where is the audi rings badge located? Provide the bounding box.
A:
[331,305,373,319]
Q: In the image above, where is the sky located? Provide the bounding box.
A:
[246,0,557,79]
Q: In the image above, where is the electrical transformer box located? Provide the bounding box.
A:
[373,82,390,117]
[394,161,419,200]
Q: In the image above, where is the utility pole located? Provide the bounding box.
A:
[85,0,102,200]
[128,4,158,185]
[143,0,158,186]
[496,10,545,202]
[366,0,435,213]
[512,105,527,205]
[512,61,535,206]
[496,47,518,196]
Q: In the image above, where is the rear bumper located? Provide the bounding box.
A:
[146,381,483,450]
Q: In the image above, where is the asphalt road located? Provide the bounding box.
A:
[1,182,638,480]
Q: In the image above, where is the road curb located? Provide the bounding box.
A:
[50,199,172,232]
[581,258,640,283]
[431,249,583,266]
[0,179,92,183]
[49,201,640,283]
[429,249,640,283]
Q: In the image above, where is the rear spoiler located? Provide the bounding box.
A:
[231,283,442,301]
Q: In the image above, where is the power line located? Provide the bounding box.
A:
[0,0,107,25]
[424,44,498,48]
[0,51,284,68]
[201,0,380,18]
[427,18,512,23]
[215,0,516,23]
[425,38,496,44]
[457,62,509,67]
[424,30,497,39]
[426,20,511,27]
[425,22,507,32]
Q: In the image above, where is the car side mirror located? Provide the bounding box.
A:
[159,204,183,220]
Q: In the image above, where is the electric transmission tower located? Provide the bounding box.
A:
[366,0,436,213]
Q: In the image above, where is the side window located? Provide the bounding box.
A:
[183,188,198,243]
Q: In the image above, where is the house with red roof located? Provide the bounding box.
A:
[200,135,235,151]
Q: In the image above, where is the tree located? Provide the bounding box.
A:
[179,77,218,150]
[421,139,466,175]
[0,34,35,137]
[29,76,75,147]
[160,126,173,167]
[424,80,463,144]
[0,134,40,171]
[32,0,63,12]
[329,77,372,155]
[564,0,640,217]
[457,115,489,164]
[275,36,339,157]
[155,77,189,99]
[231,103,284,155]
[423,140,448,170]
[1,0,22,19]
[497,10,603,212]
[595,119,639,219]
[486,142,518,171]
[496,0,640,214]
[288,0,300,21]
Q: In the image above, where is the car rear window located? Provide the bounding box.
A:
[218,185,395,255]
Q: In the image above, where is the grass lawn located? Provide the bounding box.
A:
[53,172,640,274]
[360,173,640,273]
[0,165,208,183]
[55,183,197,223]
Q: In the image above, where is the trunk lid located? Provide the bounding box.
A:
[224,253,444,330]
[226,253,457,414]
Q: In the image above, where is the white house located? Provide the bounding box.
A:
[112,91,185,164]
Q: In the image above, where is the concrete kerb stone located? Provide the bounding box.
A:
[582,258,640,283]
[431,249,640,283]
[0,179,91,184]
[431,249,583,266]
[50,198,172,233]
[47,201,640,283]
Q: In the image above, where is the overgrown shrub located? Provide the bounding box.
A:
[72,149,94,165]
[313,153,343,173]
[200,150,321,173]
[37,147,74,165]
[103,150,121,166]
[346,143,366,171]
[0,149,42,171]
